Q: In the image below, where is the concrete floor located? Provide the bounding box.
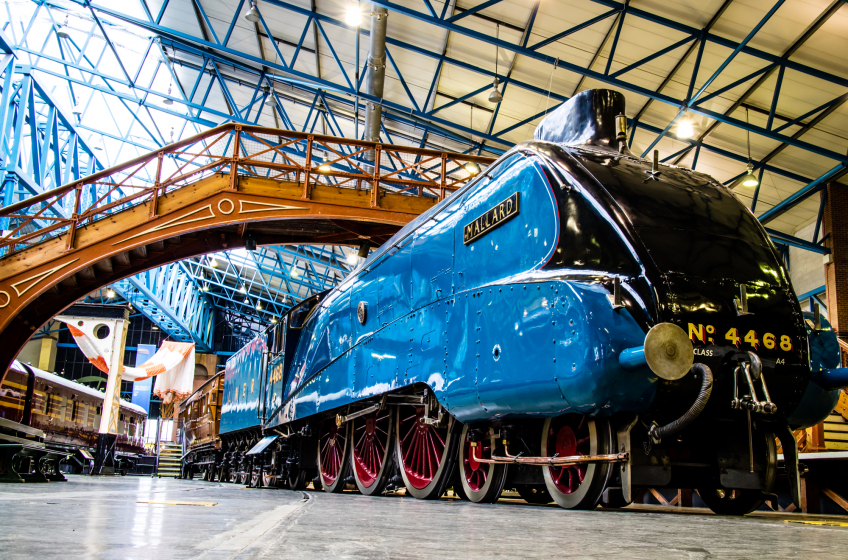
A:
[1,477,848,559]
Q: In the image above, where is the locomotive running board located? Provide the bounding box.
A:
[472,446,628,467]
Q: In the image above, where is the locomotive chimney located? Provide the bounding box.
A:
[534,89,627,151]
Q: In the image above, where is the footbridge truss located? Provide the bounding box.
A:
[0,123,493,373]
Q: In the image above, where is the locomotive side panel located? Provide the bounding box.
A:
[411,207,456,307]
[441,292,476,416]
[454,155,558,290]
[378,238,413,324]
[351,271,379,346]
[272,152,635,427]
[402,302,448,391]
[469,285,564,418]
[551,283,656,414]
[220,335,266,434]
[328,289,352,360]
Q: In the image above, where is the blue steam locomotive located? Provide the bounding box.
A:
[196,89,847,514]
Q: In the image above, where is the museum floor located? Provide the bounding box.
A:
[2,476,848,559]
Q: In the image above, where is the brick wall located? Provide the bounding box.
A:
[822,184,848,340]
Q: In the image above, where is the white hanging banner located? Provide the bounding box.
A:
[146,341,196,403]
[58,319,195,403]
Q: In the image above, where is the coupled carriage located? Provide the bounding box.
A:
[180,89,847,514]
[0,361,147,481]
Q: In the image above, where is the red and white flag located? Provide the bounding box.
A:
[58,319,195,402]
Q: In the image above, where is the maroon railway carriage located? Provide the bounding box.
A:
[0,360,147,476]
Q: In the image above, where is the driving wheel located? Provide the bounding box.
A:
[318,416,350,493]
[350,410,394,495]
[541,414,612,510]
[457,425,507,503]
[395,403,458,499]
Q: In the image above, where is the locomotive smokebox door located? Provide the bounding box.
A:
[357,301,367,325]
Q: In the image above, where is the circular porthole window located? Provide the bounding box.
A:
[94,324,111,340]
[357,301,367,325]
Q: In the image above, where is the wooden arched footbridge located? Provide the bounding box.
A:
[0,124,494,374]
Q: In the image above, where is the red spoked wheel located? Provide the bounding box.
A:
[457,425,507,503]
[541,414,611,510]
[317,416,350,493]
[395,404,457,499]
[350,410,394,495]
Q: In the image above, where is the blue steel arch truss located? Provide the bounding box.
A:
[5,1,841,236]
[112,265,216,353]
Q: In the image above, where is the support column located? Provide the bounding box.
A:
[98,317,130,435]
[822,183,848,364]
[37,320,58,372]
[363,5,388,147]
[171,398,181,442]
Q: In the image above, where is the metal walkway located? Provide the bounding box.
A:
[0,124,493,374]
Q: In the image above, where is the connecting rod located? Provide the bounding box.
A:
[471,443,628,467]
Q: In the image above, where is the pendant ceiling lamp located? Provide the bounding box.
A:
[245,1,261,23]
[742,108,759,188]
[56,15,71,39]
[488,25,503,104]
[163,83,174,105]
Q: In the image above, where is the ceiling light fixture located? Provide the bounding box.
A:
[317,151,331,172]
[742,164,759,187]
[464,161,481,176]
[271,317,278,324]
[245,1,261,23]
[742,108,759,188]
[256,302,263,311]
[345,2,361,26]
[676,118,693,139]
[56,15,71,39]
[239,285,247,293]
[488,25,503,104]
[163,83,174,105]
[209,256,218,268]
[106,288,116,299]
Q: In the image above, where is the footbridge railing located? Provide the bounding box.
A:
[0,124,495,257]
